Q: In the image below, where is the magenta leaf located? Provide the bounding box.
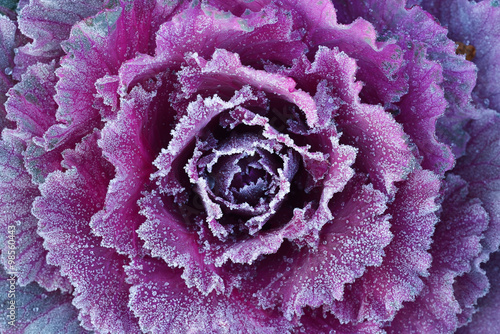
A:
[458,251,500,334]
[46,0,182,151]
[33,131,139,333]
[152,85,260,199]
[455,110,500,258]
[330,0,469,174]
[270,46,415,195]
[138,190,225,295]
[91,86,159,256]
[330,169,440,323]
[0,0,498,332]
[252,182,392,320]
[387,172,490,333]
[127,256,291,334]
[118,2,306,92]
[421,0,500,111]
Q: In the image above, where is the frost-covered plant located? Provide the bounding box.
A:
[0,0,499,333]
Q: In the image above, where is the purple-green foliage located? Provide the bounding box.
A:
[0,0,499,333]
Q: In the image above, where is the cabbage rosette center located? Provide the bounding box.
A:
[134,43,367,294]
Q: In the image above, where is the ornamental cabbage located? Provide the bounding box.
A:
[0,0,499,333]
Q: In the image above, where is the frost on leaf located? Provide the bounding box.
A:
[138,190,225,295]
[0,132,69,291]
[458,251,500,334]
[455,110,500,257]
[33,132,139,334]
[46,0,181,151]
[5,62,63,183]
[92,86,160,256]
[153,86,259,200]
[269,46,414,195]
[250,182,391,320]
[0,15,16,130]
[127,256,291,334]
[119,2,306,92]
[387,173,490,333]
[0,266,86,334]
[330,169,440,323]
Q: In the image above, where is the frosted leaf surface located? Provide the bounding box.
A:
[251,183,392,320]
[298,307,384,334]
[421,0,500,111]
[47,5,126,151]
[0,132,70,291]
[187,132,297,237]
[14,0,105,78]
[1,0,497,332]
[94,73,120,119]
[119,2,306,91]
[138,190,225,295]
[307,47,415,195]
[453,109,500,330]
[33,132,139,333]
[207,0,272,16]
[0,15,16,130]
[6,62,58,140]
[330,169,440,323]
[5,62,64,183]
[92,86,160,256]
[435,51,477,160]
[279,0,408,106]
[329,0,472,174]
[387,173,490,333]
[388,6,458,174]
[127,256,291,334]
[458,251,500,334]
[177,49,318,127]
[337,101,415,196]
[46,0,182,151]
[153,86,258,198]
[455,110,500,258]
[0,266,87,334]
[269,46,415,195]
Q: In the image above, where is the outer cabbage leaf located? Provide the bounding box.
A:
[92,85,160,256]
[0,14,16,130]
[267,46,415,195]
[458,251,500,334]
[387,172,490,333]
[420,0,500,111]
[126,256,291,334]
[14,0,106,78]
[33,131,140,333]
[118,2,306,92]
[330,169,440,323]
[0,132,70,291]
[0,266,87,334]
[45,0,184,151]
[329,0,476,174]
[455,110,500,259]
[5,62,64,183]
